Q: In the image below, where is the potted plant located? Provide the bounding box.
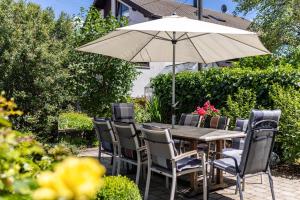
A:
[195,101,220,125]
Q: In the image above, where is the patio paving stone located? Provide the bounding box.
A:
[79,148,300,200]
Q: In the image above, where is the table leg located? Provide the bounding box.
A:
[216,140,224,184]
[190,140,198,190]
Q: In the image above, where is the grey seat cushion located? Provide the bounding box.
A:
[177,157,202,172]
[213,157,241,174]
[222,148,243,158]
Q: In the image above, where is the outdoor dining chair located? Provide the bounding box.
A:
[178,113,201,127]
[207,109,281,200]
[112,122,147,185]
[177,113,201,153]
[111,103,135,123]
[198,115,230,153]
[93,118,118,175]
[141,124,207,200]
[222,118,249,157]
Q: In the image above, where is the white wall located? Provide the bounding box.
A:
[130,62,171,97]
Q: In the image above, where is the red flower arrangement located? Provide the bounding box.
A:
[195,100,220,116]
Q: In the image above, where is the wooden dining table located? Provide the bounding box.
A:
[137,122,245,192]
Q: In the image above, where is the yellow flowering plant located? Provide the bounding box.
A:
[33,157,106,200]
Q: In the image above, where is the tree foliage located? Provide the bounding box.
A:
[0,1,137,140]
[67,7,138,117]
[0,0,74,140]
[233,0,300,53]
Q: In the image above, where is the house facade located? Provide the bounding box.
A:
[94,0,251,97]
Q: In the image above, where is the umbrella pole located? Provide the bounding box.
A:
[172,32,176,129]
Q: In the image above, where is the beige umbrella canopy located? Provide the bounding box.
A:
[77,15,270,127]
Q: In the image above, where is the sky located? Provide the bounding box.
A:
[28,0,256,20]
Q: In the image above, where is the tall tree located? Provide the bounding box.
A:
[67,7,138,116]
[0,0,74,140]
[233,0,300,53]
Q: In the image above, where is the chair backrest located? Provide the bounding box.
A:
[93,118,116,153]
[232,119,249,149]
[239,110,281,177]
[234,118,249,132]
[202,115,230,130]
[141,124,177,170]
[178,113,200,127]
[111,103,135,123]
[112,122,140,160]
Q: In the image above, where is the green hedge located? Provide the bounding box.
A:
[152,65,300,162]
[270,85,300,162]
[58,112,93,131]
[96,176,142,200]
[58,112,96,147]
[151,65,300,123]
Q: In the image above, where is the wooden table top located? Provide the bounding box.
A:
[137,122,245,142]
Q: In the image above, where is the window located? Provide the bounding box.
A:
[135,62,150,69]
[117,2,129,18]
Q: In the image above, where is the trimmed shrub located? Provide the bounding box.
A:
[222,88,257,128]
[96,176,142,200]
[270,85,300,162]
[151,65,300,123]
[58,112,93,131]
[58,112,96,147]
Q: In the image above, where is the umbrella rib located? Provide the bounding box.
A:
[129,31,161,62]
[176,32,187,41]
[218,34,270,54]
[186,33,207,64]
[77,30,133,49]
[164,31,173,40]
[165,32,173,40]
[177,33,209,42]
[135,30,171,41]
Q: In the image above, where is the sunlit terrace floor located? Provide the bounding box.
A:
[79,148,300,200]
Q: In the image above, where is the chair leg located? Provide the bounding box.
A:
[117,158,121,175]
[260,173,263,184]
[165,176,169,189]
[237,175,244,200]
[267,168,276,200]
[144,167,151,200]
[98,149,101,161]
[136,162,141,185]
[170,172,177,200]
[112,156,116,175]
[242,177,245,191]
[209,164,214,184]
[202,155,208,200]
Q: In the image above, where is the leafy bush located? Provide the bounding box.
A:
[0,95,75,198]
[58,112,93,131]
[146,96,162,122]
[58,112,96,147]
[270,85,300,162]
[151,65,300,123]
[96,176,142,200]
[134,103,151,123]
[222,88,257,128]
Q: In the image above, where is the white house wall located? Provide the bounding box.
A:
[130,62,171,97]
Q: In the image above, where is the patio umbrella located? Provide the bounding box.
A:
[77,15,270,128]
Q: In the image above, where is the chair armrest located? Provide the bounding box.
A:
[136,146,147,152]
[173,150,198,161]
[211,152,240,172]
